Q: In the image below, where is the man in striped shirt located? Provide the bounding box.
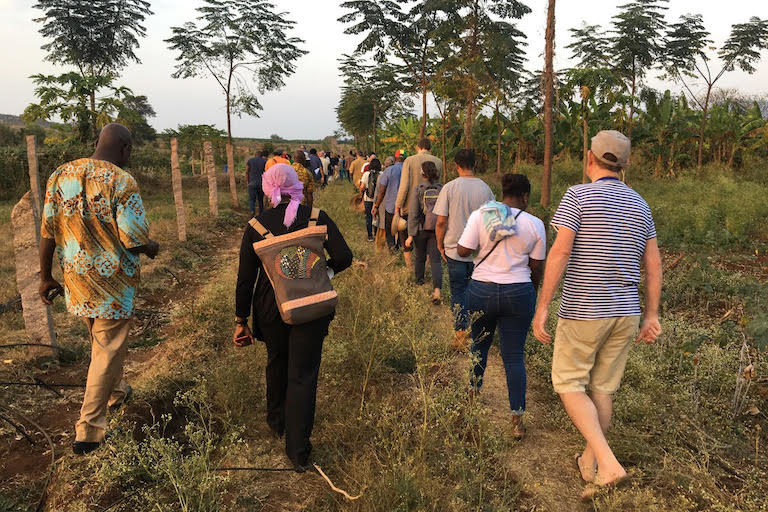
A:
[532,130,662,500]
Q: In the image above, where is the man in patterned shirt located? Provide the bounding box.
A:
[39,123,159,455]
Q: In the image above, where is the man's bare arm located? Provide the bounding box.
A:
[636,237,662,344]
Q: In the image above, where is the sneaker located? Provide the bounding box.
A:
[73,441,101,455]
[510,415,526,440]
[367,236,374,242]
[109,385,132,412]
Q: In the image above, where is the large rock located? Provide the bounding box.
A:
[11,191,56,349]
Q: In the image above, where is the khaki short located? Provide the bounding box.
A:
[551,316,640,395]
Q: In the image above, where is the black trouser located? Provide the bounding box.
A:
[364,201,375,238]
[414,230,442,289]
[260,315,332,465]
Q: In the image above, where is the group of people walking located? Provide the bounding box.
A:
[38,122,662,501]
[351,131,663,498]
[245,145,347,216]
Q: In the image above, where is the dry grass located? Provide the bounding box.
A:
[1,170,766,511]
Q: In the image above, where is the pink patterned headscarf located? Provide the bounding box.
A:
[262,163,305,227]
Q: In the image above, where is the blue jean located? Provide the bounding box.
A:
[467,280,536,415]
[248,184,264,215]
[446,257,474,331]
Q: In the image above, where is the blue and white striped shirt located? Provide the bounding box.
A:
[551,178,656,320]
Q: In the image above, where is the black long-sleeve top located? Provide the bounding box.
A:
[235,203,353,333]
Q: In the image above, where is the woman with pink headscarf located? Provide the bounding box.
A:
[233,163,353,470]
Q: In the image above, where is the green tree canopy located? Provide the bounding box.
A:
[339,0,445,139]
[664,14,768,166]
[610,0,669,138]
[32,0,153,138]
[166,0,306,144]
[436,0,530,149]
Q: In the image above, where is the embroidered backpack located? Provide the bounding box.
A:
[249,208,337,325]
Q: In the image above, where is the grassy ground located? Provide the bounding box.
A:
[0,165,766,511]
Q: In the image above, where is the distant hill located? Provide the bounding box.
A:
[0,114,52,129]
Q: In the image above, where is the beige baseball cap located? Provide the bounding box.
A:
[591,130,630,167]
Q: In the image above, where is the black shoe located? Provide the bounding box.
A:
[367,236,374,242]
[73,441,102,455]
[109,385,133,412]
[289,457,312,473]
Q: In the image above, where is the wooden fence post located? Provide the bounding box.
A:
[205,141,218,216]
[26,135,42,223]
[227,143,238,207]
[171,138,187,241]
[12,192,57,352]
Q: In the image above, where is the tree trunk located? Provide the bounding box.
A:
[420,82,428,140]
[441,110,448,184]
[226,91,233,146]
[582,110,588,184]
[541,0,556,207]
[89,90,98,140]
[654,152,663,178]
[495,100,502,177]
[697,84,712,168]
[464,88,475,150]
[372,104,377,154]
[463,0,479,150]
[628,66,636,141]
[227,143,238,207]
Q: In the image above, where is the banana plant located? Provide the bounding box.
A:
[727,102,766,168]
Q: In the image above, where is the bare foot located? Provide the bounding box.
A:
[580,469,630,501]
[594,468,627,486]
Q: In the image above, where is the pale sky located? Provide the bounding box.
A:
[1,0,767,139]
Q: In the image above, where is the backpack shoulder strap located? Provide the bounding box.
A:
[308,207,321,227]
[248,218,273,239]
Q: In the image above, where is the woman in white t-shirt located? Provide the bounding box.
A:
[457,174,546,439]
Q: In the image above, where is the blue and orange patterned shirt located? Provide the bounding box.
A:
[41,158,150,319]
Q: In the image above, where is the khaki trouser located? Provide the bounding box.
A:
[75,318,131,442]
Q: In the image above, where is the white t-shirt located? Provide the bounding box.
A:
[458,209,547,284]
[360,171,375,202]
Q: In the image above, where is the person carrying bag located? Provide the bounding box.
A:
[234,164,353,471]
[406,161,444,304]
